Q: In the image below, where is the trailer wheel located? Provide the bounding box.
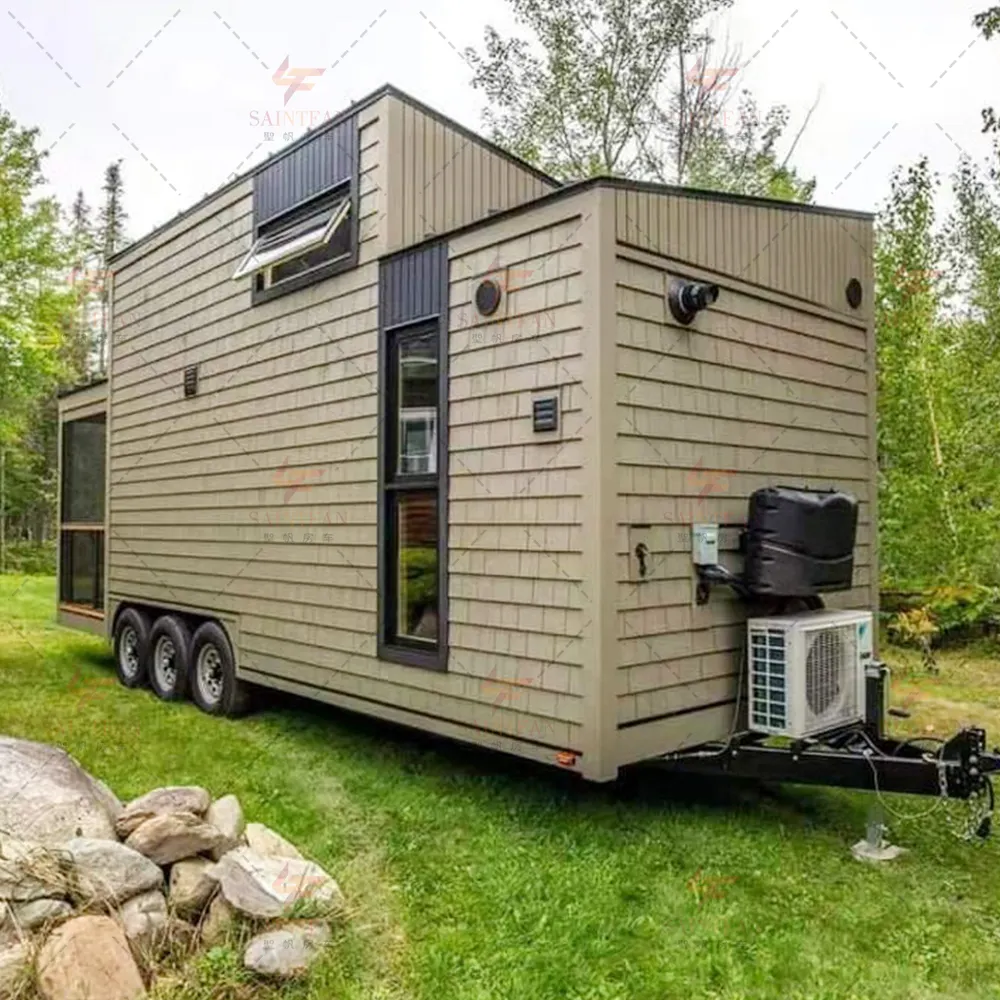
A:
[190,621,250,717]
[148,615,192,702]
[113,607,151,689]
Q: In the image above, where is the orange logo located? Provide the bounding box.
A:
[272,56,325,106]
[685,62,738,93]
[274,459,325,503]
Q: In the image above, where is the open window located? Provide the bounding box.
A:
[59,413,106,614]
[234,184,355,302]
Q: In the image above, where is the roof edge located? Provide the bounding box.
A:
[57,376,109,400]
[379,175,873,263]
[109,83,562,268]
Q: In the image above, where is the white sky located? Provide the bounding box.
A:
[1,0,994,242]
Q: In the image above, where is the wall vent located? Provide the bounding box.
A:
[532,396,559,432]
[183,365,199,398]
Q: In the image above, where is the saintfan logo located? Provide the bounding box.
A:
[271,861,329,898]
[684,61,738,93]
[272,56,325,106]
[274,459,325,503]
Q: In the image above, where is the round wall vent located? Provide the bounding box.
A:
[846,278,863,309]
[475,278,502,317]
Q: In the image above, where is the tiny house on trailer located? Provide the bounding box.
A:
[56,83,882,783]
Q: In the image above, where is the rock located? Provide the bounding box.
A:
[0,941,29,995]
[206,795,245,861]
[119,890,168,958]
[125,812,225,866]
[212,847,343,920]
[8,897,72,930]
[36,915,146,1000]
[243,921,331,979]
[169,858,217,918]
[0,737,120,844]
[115,786,211,839]
[199,894,235,947]
[65,838,163,906]
[244,822,303,861]
[0,838,66,901]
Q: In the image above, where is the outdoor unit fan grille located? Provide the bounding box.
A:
[749,628,788,731]
[803,624,857,729]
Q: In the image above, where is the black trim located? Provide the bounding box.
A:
[380,176,874,268]
[377,243,449,671]
[618,698,737,730]
[109,83,561,269]
[249,178,359,307]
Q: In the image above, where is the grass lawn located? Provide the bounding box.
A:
[3,575,1000,999]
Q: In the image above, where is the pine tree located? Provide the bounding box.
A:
[96,160,128,373]
[68,189,96,376]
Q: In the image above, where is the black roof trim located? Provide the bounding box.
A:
[379,175,873,264]
[57,376,108,400]
[109,83,561,267]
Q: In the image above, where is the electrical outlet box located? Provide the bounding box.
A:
[692,523,719,566]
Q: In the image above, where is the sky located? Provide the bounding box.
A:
[1,0,995,243]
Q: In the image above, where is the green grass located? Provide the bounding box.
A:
[3,575,1000,999]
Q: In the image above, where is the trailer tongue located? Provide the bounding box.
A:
[648,720,998,841]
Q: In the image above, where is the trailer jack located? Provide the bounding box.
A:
[647,725,999,840]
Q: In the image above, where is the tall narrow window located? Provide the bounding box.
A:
[59,413,106,613]
[381,325,444,665]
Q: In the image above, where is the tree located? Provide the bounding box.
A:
[465,0,815,200]
[67,189,97,376]
[0,106,74,570]
[97,160,128,373]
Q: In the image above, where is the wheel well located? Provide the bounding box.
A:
[111,602,232,650]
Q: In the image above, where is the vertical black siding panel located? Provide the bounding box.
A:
[254,115,358,224]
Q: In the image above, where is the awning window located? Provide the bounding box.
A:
[232,196,351,281]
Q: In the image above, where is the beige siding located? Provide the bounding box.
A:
[612,231,875,753]
[386,96,558,253]
[446,195,592,756]
[106,105,590,764]
[614,188,872,320]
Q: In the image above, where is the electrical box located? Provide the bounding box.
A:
[692,523,719,566]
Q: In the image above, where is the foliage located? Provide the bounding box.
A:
[7,575,1000,999]
[465,0,815,200]
[2,539,56,574]
[887,607,939,670]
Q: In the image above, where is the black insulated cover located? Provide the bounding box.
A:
[744,487,858,597]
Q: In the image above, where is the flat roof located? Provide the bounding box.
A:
[380,174,874,265]
[57,376,108,400]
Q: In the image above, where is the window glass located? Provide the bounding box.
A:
[59,530,104,609]
[270,215,352,285]
[62,415,106,524]
[397,336,437,475]
[396,492,438,643]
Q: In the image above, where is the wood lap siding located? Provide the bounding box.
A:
[447,211,588,746]
[612,196,875,732]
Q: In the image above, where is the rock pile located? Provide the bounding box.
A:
[0,737,345,998]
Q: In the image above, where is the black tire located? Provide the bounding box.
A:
[189,621,251,717]
[113,607,151,689]
[148,615,192,702]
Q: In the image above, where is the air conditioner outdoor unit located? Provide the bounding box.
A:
[747,609,873,739]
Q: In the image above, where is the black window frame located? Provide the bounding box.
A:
[378,318,449,671]
[249,178,359,307]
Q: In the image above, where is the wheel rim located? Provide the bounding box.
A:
[153,635,177,692]
[196,643,224,706]
[119,626,140,679]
